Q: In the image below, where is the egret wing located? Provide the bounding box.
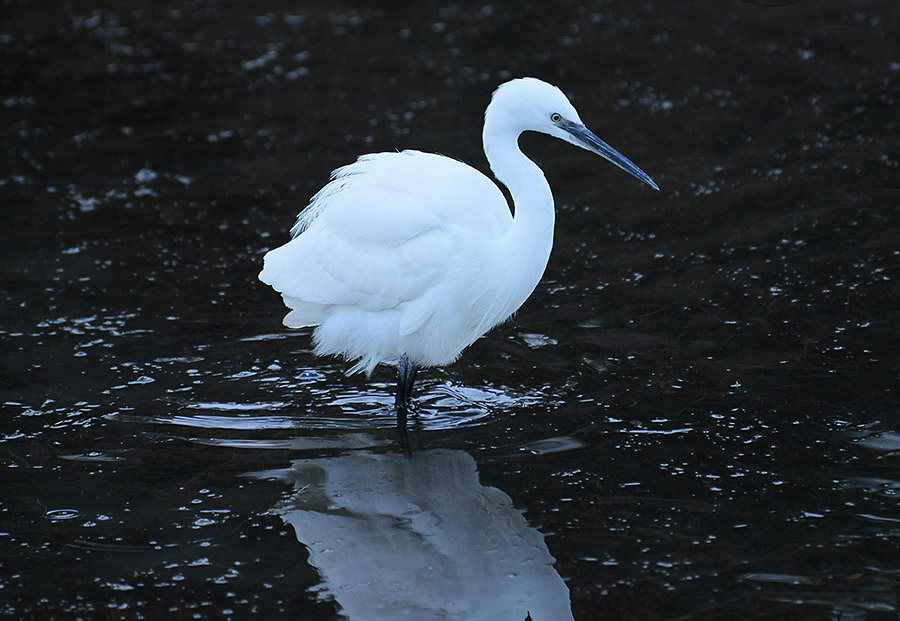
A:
[259,151,510,313]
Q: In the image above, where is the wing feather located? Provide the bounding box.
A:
[259,150,510,315]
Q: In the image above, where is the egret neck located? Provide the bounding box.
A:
[483,118,556,320]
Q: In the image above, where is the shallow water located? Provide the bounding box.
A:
[2,1,899,619]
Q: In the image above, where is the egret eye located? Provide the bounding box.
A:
[550,113,562,123]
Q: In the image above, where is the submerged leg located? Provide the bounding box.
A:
[395,354,419,456]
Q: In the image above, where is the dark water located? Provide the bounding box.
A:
[2,0,899,619]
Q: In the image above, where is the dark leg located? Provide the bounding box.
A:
[396,353,419,408]
[395,354,419,457]
[403,365,418,404]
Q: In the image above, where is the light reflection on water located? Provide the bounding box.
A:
[116,367,544,433]
[848,429,900,453]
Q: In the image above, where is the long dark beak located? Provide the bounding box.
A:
[562,120,659,191]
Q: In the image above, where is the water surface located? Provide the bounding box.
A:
[2,1,899,619]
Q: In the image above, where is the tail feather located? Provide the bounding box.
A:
[282,295,328,328]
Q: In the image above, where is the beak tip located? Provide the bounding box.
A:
[567,123,660,193]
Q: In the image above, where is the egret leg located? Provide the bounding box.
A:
[396,354,420,406]
[395,354,419,456]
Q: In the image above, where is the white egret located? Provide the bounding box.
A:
[259,77,658,449]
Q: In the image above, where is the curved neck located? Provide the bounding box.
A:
[482,116,556,309]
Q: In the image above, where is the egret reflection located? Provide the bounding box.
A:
[253,449,573,620]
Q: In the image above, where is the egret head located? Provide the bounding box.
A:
[487,77,659,191]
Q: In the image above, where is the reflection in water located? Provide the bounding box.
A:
[254,450,573,621]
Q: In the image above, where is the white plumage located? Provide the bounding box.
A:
[259,77,657,395]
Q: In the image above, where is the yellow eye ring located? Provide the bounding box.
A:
[550,113,562,123]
